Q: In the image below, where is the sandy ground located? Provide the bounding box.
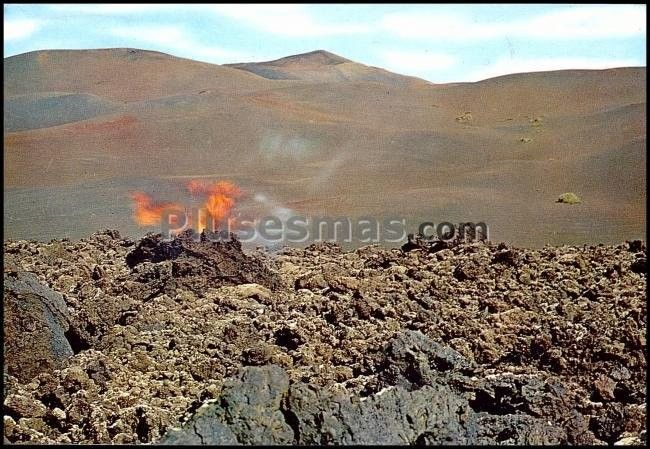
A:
[3,49,646,247]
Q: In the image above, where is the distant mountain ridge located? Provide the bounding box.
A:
[245,49,352,66]
[226,49,429,85]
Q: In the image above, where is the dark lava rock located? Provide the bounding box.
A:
[589,402,627,444]
[3,271,74,382]
[627,240,646,252]
[491,248,519,266]
[274,327,305,351]
[125,230,281,292]
[161,364,479,445]
[473,414,565,444]
[378,330,475,389]
[161,362,570,445]
[401,234,452,254]
[161,365,293,445]
[401,233,426,252]
[162,333,573,445]
[630,257,646,275]
[2,233,645,444]
[286,380,478,445]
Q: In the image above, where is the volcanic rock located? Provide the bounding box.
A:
[161,365,293,445]
[160,332,582,446]
[3,271,74,382]
[1,233,646,444]
[126,230,281,293]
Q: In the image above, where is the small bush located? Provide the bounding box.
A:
[556,192,581,204]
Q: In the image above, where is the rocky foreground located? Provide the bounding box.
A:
[3,230,647,445]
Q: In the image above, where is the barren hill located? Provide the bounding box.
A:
[226,49,428,86]
[4,48,280,101]
[3,48,646,246]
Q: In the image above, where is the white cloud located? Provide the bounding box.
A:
[32,4,648,44]
[54,4,371,38]
[49,4,175,15]
[381,5,646,41]
[4,19,40,41]
[111,25,185,46]
[521,6,646,39]
[381,13,502,41]
[467,57,643,82]
[208,4,370,37]
[110,25,243,63]
[380,50,457,76]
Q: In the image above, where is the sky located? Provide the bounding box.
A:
[3,3,647,82]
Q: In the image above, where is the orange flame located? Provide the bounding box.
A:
[186,180,242,228]
[186,179,207,196]
[130,180,242,233]
[131,192,183,226]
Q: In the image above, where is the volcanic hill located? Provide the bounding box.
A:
[3,48,646,246]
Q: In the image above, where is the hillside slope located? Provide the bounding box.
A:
[3,49,646,246]
[226,49,429,86]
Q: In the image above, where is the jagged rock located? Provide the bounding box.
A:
[230,284,272,303]
[4,394,48,419]
[378,330,475,389]
[590,402,629,444]
[162,413,237,445]
[161,364,480,445]
[594,375,617,401]
[294,272,328,291]
[241,344,274,366]
[126,230,281,292]
[160,361,576,445]
[2,233,646,444]
[3,271,74,382]
[286,381,478,445]
[627,240,645,253]
[161,365,293,445]
[630,257,646,275]
[453,260,483,281]
[473,414,565,444]
[401,234,457,254]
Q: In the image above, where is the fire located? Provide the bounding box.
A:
[131,192,183,226]
[185,180,242,228]
[130,180,243,233]
[205,193,236,223]
[186,179,206,196]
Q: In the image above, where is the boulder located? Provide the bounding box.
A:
[3,271,74,382]
[161,365,293,445]
[160,333,574,445]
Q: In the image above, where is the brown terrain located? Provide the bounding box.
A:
[2,231,646,444]
[3,48,647,445]
[3,48,646,246]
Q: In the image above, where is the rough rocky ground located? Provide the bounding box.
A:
[2,230,647,444]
